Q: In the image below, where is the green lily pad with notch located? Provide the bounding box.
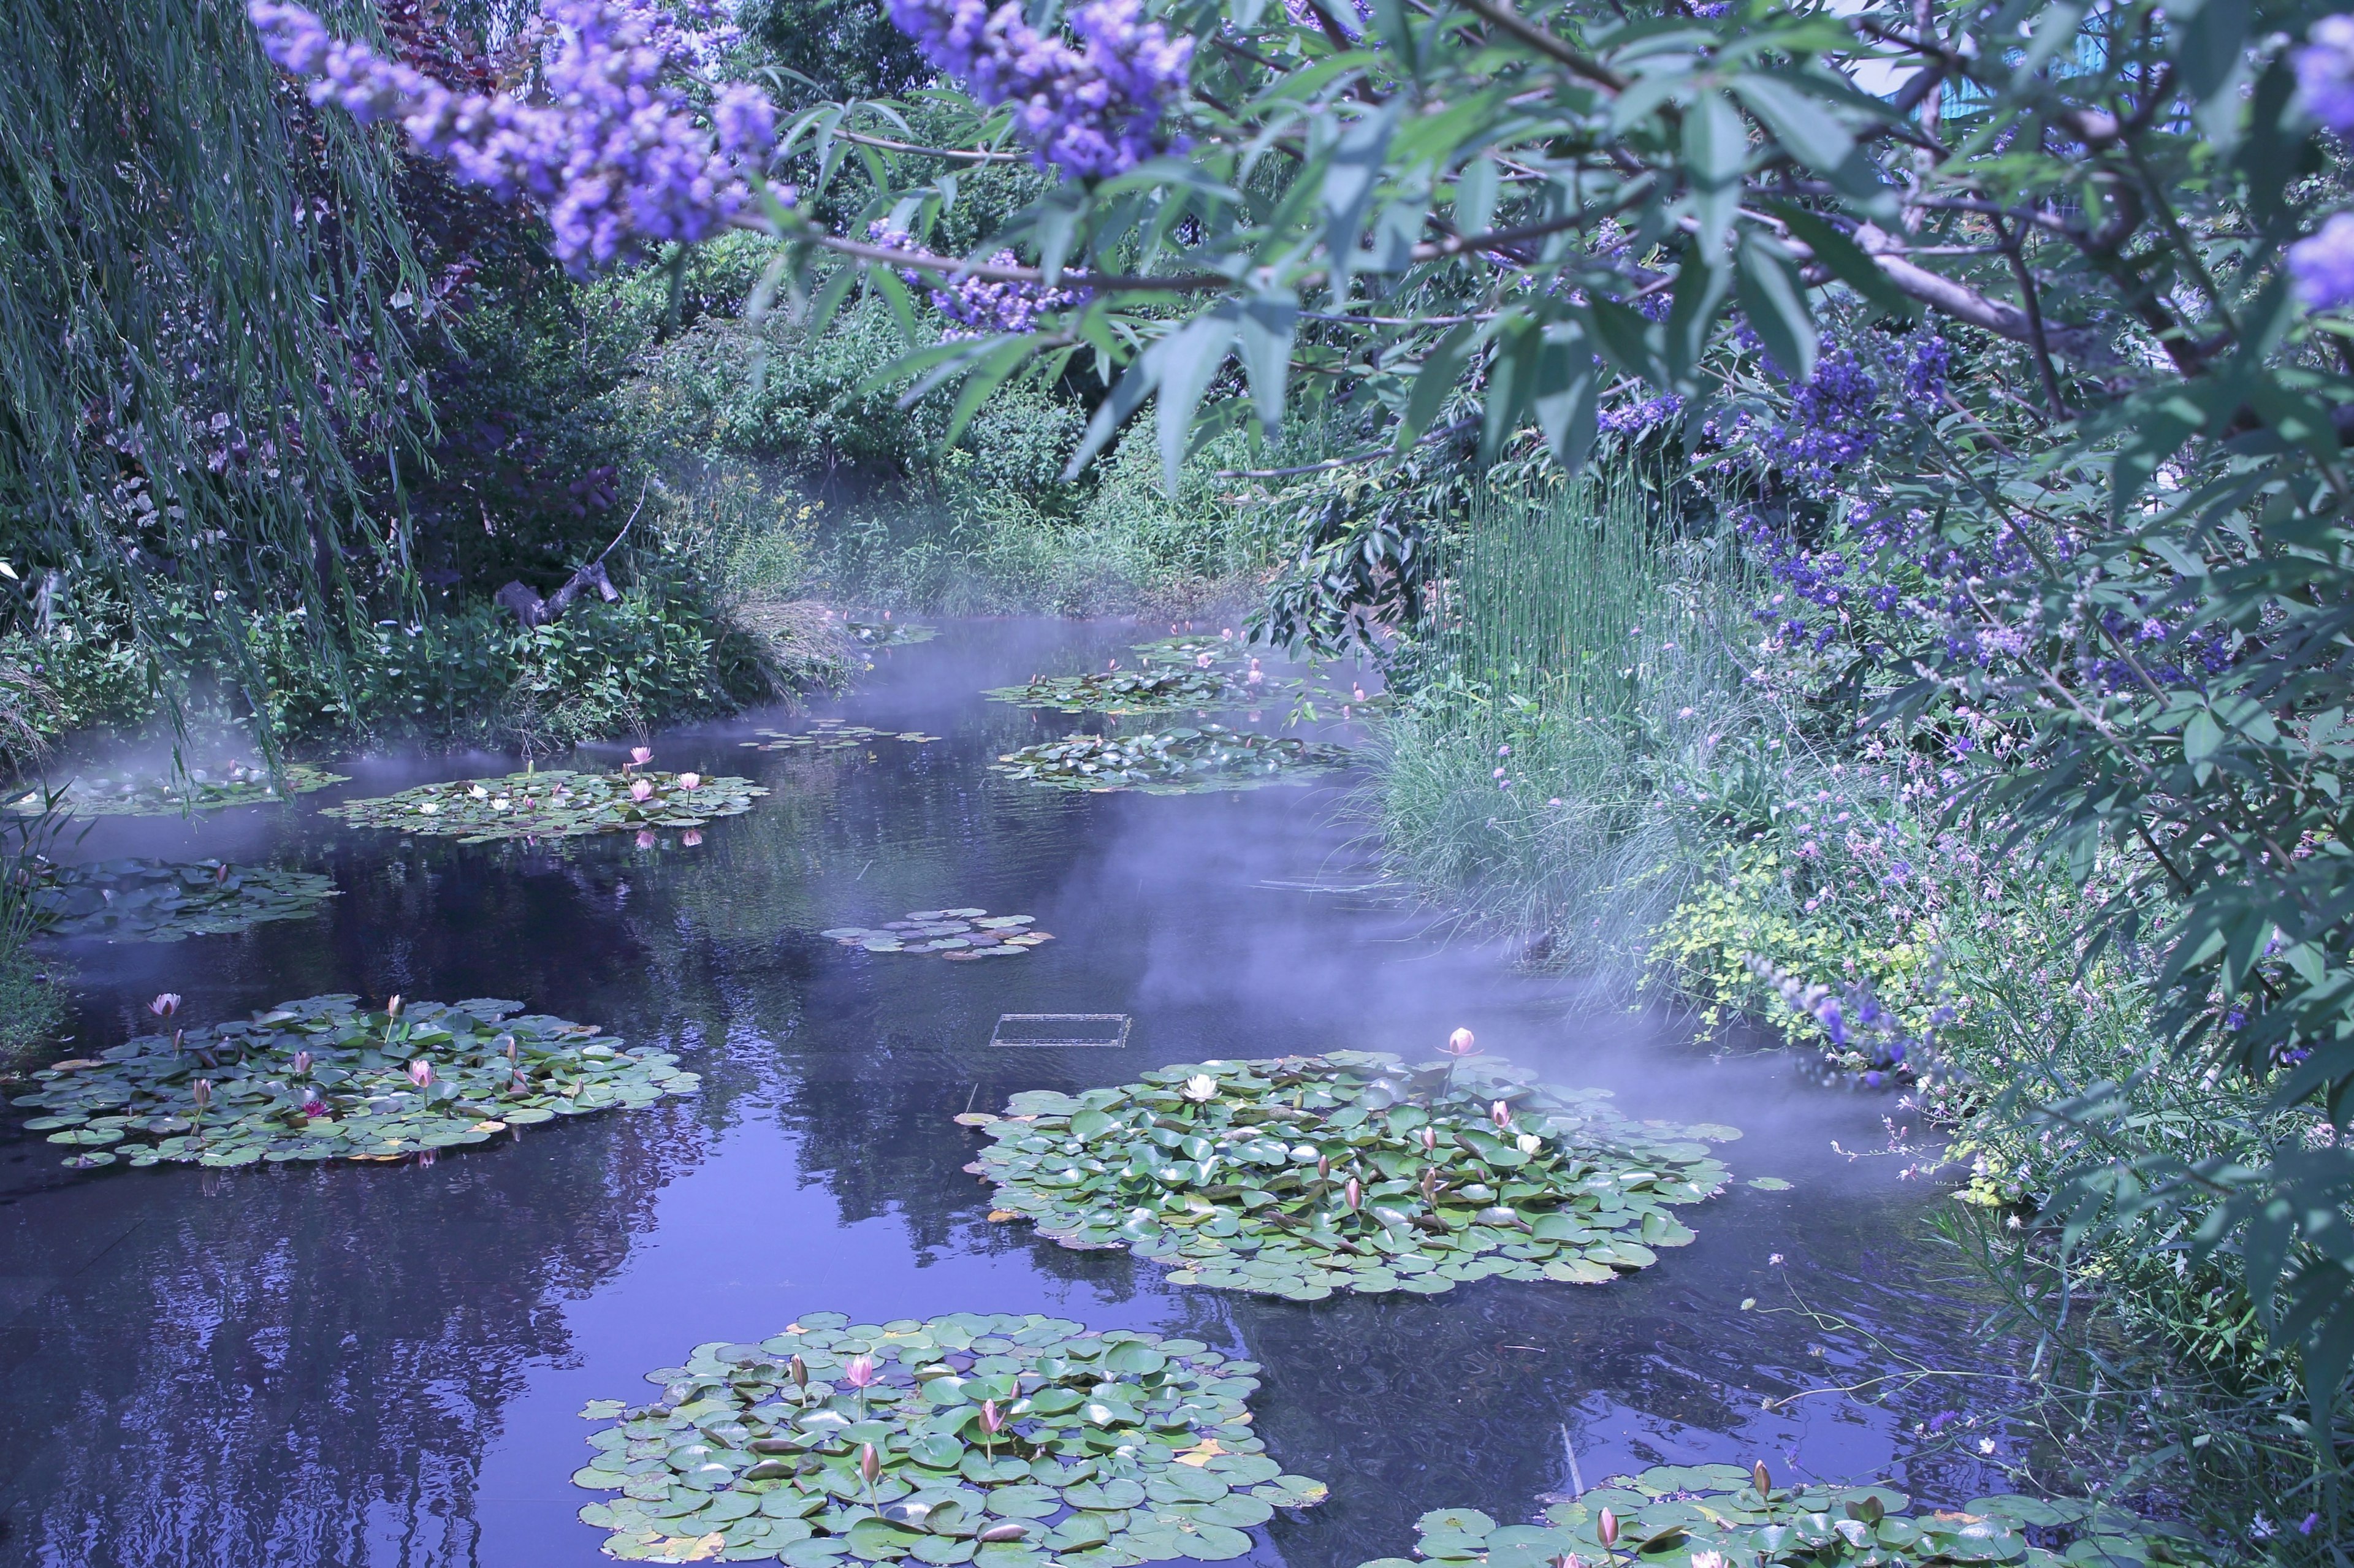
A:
[573,1312,1326,1563]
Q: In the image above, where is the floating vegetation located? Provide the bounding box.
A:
[1352,1463,2217,1568]
[9,994,696,1170]
[991,728,1352,794]
[820,909,1055,961]
[848,618,940,647]
[319,769,766,843]
[959,1050,1735,1301]
[29,859,338,943]
[745,721,943,752]
[572,1310,1328,1566]
[985,668,1244,716]
[10,760,348,817]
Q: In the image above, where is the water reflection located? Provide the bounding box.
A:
[1,621,2013,1566]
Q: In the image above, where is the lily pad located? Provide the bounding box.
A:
[28,858,338,942]
[10,760,348,818]
[573,1312,1326,1563]
[9,994,696,1170]
[822,910,1054,961]
[1358,1463,2215,1568]
[987,637,1378,718]
[991,727,1352,796]
[960,1051,1733,1300]
[744,721,943,753]
[320,769,766,843]
[847,618,939,646]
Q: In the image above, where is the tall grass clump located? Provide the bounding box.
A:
[1375,466,1767,986]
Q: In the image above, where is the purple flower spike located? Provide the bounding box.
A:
[2298,16,2354,135]
[2291,212,2354,310]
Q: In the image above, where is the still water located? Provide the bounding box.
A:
[0,622,2009,1567]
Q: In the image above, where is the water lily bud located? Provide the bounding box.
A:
[501,1035,519,1063]
[192,1078,213,1110]
[677,772,702,790]
[292,1050,312,1076]
[1420,1125,1438,1153]
[386,994,403,1018]
[1420,1166,1438,1201]
[979,1398,1005,1434]
[1316,1154,1330,1179]
[859,1442,881,1483]
[408,1059,433,1089]
[1344,1176,1363,1211]
[1597,1509,1618,1548]
[630,747,653,766]
[172,1028,185,1054]
[1752,1460,1771,1498]
[1490,1100,1512,1128]
[150,992,181,1018]
[790,1355,809,1388]
[1447,1027,1476,1056]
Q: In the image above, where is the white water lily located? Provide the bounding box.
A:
[1181,1073,1219,1102]
[468,784,489,799]
[417,802,440,814]
[492,797,511,810]
[1517,1133,1543,1155]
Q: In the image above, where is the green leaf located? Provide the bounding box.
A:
[1734,232,1816,381]
[1682,90,1746,254]
[1234,288,1299,436]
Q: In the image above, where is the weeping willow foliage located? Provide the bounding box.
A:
[0,0,435,725]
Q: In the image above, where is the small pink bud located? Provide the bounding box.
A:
[980,1398,1005,1434]
[408,1059,432,1089]
[1317,1154,1330,1179]
[859,1442,880,1483]
[1491,1100,1512,1128]
[1344,1176,1363,1211]
[292,1050,312,1075]
[150,992,181,1018]
[1598,1509,1618,1548]
[1420,1125,1438,1152]
[1752,1460,1771,1498]
[1447,1027,1476,1056]
[790,1355,809,1387]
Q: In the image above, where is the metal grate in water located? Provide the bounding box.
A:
[989,1013,1132,1048]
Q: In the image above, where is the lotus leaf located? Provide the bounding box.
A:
[573,1311,1327,1563]
[747,721,942,753]
[10,760,348,818]
[989,637,1383,718]
[29,858,338,942]
[961,1051,1738,1299]
[820,910,1054,962]
[8,994,696,1170]
[991,727,1352,795]
[847,619,940,646]
[1357,1463,2217,1568]
[319,769,766,843]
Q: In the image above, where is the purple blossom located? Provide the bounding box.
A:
[1763,348,1882,487]
[2290,212,2354,311]
[885,0,1190,180]
[248,0,781,273]
[868,224,1090,335]
[2296,15,2354,135]
[1599,392,1684,435]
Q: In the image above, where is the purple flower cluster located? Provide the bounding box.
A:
[2290,212,2354,311]
[1598,392,1683,436]
[248,0,779,272]
[1762,349,1882,487]
[869,225,1089,336]
[1744,954,1923,1079]
[2296,15,2354,134]
[885,0,1190,180]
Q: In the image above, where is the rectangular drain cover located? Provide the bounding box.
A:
[991,1013,1132,1048]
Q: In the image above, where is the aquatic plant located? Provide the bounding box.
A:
[29,859,337,943]
[991,727,1351,794]
[984,668,1241,715]
[959,1051,1738,1302]
[820,909,1054,959]
[571,1310,1327,1563]
[9,994,695,1169]
[744,722,943,752]
[845,619,939,647]
[1352,1463,2218,1568]
[319,769,765,842]
[9,761,348,818]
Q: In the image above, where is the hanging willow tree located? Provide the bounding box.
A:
[0,0,438,731]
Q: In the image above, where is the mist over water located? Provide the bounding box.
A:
[0,622,2017,1567]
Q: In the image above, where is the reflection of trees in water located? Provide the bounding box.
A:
[0,1102,697,1567]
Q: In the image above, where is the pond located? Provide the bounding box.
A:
[0,622,2017,1567]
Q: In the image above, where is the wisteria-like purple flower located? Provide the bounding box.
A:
[1599,392,1684,435]
[869,224,1089,335]
[248,0,780,272]
[2291,211,2354,310]
[885,0,1190,179]
[2297,15,2354,135]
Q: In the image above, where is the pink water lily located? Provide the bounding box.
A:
[291,1050,313,1075]
[1446,1027,1477,1056]
[681,829,703,847]
[629,746,653,767]
[301,1095,329,1119]
[978,1398,1005,1435]
[408,1059,433,1089]
[676,772,701,790]
[1490,1100,1512,1129]
[150,992,181,1018]
[1419,1125,1438,1153]
[634,829,657,848]
[1598,1509,1619,1549]
[1343,1176,1363,1212]
[842,1354,879,1389]
[629,778,655,802]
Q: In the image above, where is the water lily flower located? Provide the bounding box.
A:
[301,1095,329,1119]
[1447,1027,1476,1056]
[150,992,182,1018]
[468,784,489,799]
[492,797,511,810]
[1195,652,1214,668]
[1490,1100,1512,1129]
[1517,1132,1543,1155]
[1181,1073,1218,1102]
[192,1078,213,1111]
[630,746,653,767]
[408,1059,433,1089]
[676,772,701,790]
[629,779,655,802]
[1688,1554,1726,1568]
[979,1398,1005,1434]
[842,1354,879,1390]
[634,829,657,848]
[682,829,703,846]
[417,801,440,813]
[292,1050,313,1075]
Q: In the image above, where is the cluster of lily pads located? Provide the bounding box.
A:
[991,728,1353,795]
[745,722,943,753]
[28,858,338,942]
[820,910,1054,961]
[958,1050,1738,1302]
[319,768,765,843]
[1354,1463,2215,1568]
[10,993,698,1169]
[573,1311,1328,1566]
[847,619,939,647]
[10,760,348,817]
